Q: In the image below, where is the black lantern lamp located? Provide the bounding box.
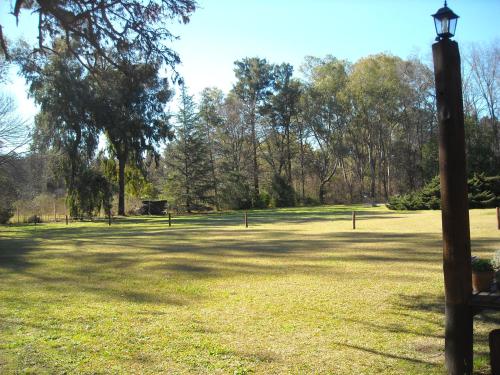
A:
[432,1,459,40]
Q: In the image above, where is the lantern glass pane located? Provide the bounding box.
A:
[434,18,441,35]
[449,18,457,35]
[440,17,450,34]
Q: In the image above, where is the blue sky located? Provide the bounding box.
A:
[170,0,499,94]
[1,0,499,120]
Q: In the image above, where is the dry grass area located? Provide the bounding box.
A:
[0,206,498,374]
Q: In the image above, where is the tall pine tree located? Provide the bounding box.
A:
[165,85,212,212]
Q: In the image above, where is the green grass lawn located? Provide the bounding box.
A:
[1,206,498,374]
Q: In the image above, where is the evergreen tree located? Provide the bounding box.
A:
[199,88,225,210]
[165,85,212,212]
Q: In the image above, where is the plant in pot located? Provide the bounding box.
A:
[492,250,500,286]
[471,257,495,293]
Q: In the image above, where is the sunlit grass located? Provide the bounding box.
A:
[0,206,498,374]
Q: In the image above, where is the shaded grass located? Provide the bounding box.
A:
[0,205,499,374]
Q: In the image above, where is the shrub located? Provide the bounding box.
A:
[0,207,13,224]
[492,250,500,271]
[471,258,494,273]
[254,191,271,209]
[269,174,296,208]
[0,173,17,224]
[387,174,500,210]
[219,172,252,210]
[67,168,113,219]
[26,215,42,224]
[468,173,500,208]
[299,196,320,206]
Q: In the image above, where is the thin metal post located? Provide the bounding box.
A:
[433,38,472,375]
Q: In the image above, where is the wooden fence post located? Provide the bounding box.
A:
[65,215,68,225]
[108,211,111,226]
[352,211,356,230]
[168,213,171,227]
[245,211,248,228]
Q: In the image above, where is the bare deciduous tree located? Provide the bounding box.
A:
[0,94,30,166]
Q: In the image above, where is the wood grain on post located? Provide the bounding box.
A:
[497,207,499,230]
[490,329,500,375]
[433,38,473,375]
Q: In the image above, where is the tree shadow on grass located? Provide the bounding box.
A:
[1,211,498,309]
[341,317,444,339]
[0,236,40,271]
[332,341,440,367]
[393,291,500,371]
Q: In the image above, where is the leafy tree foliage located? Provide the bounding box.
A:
[301,56,349,203]
[66,167,112,219]
[91,60,172,215]
[270,174,295,207]
[3,0,196,74]
[19,42,172,215]
[19,43,100,206]
[9,40,499,214]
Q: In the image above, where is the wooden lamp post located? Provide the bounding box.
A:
[432,2,473,374]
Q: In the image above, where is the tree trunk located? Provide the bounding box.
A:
[341,159,354,203]
[319,182,326,204]
[286,123,292,185]
[368,146,376,203]
[299,127,306,200]
[251,115,259,200]
[209,148,219,211]
[118,155,126,216]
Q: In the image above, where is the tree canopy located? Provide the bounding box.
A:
[2,0,196,74]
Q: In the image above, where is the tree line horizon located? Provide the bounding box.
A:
[1,39,498,219]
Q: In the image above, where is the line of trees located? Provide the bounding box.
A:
[159,43,498,211]
[1,40,498,217]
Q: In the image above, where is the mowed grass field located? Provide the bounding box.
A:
[0,206,499,374]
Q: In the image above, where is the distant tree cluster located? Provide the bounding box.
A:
[1,22,498,217]
[0,0,195,221]
[158,44,499,210]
